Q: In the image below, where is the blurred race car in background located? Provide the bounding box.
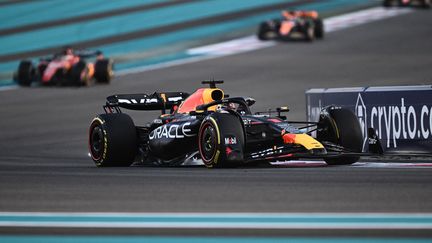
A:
[88,81,382,168]
[14,47,114,87]
[383,0,431,8]
[257,10,324,41]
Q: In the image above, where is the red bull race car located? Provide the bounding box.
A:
[88,81,383,168]
[257,10,324,41]
[383,0,431,8]
[14,47,113,86]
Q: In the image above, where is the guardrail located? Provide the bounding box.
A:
[306,85,432,154]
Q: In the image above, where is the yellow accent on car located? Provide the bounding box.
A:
[209,117,220,145]
[177,88,224,113]
[214,150,220,165]
[203,88,224,111]
[92,117,104,125]
[331,118,340,139]
[91,117,107,165]
[160,93,167,102]
[294,134,324,150]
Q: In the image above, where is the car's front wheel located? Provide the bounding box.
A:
[198,112,245,168]
[317,107,363,165]
[257,22,273,40]
[383,0,392,7]
[421,0,431,8]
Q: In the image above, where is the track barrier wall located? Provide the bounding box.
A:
[306,85,432,154]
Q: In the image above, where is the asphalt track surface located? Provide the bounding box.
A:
[1,8,432,238]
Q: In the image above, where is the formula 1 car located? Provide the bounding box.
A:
[257,10,324,41]
[89,81,382,168]
[14,47,113,87]
[383,0,431,8]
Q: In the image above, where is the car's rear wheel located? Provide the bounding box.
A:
[89,113,137,167]
[16,60,35,86]
[94,59,114,83]
[257,22,272,40]
[198,112,245,168]
[317,108,363,165]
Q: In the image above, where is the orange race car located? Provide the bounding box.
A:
[257,10,324,41]
[14,47,114,87]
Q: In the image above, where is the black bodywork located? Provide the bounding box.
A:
[89,81,379,168]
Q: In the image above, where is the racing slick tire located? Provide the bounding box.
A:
[16,60,35,86]
[94,59,114,83]
[383,0,392,7]
[71,61,91,86]
[89,113,137,167]
[257,22,272,41]
[304,23,315,42]
[317,108,363,165]
[314,19,324,39]
[421,0,431,8]
[49,68,66,86]
[198,112,245,168]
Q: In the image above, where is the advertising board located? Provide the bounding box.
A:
[306,85,432,154]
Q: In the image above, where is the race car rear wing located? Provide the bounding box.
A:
[105,92,189,114]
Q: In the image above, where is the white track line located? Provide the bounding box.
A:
[0,84,18,91]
